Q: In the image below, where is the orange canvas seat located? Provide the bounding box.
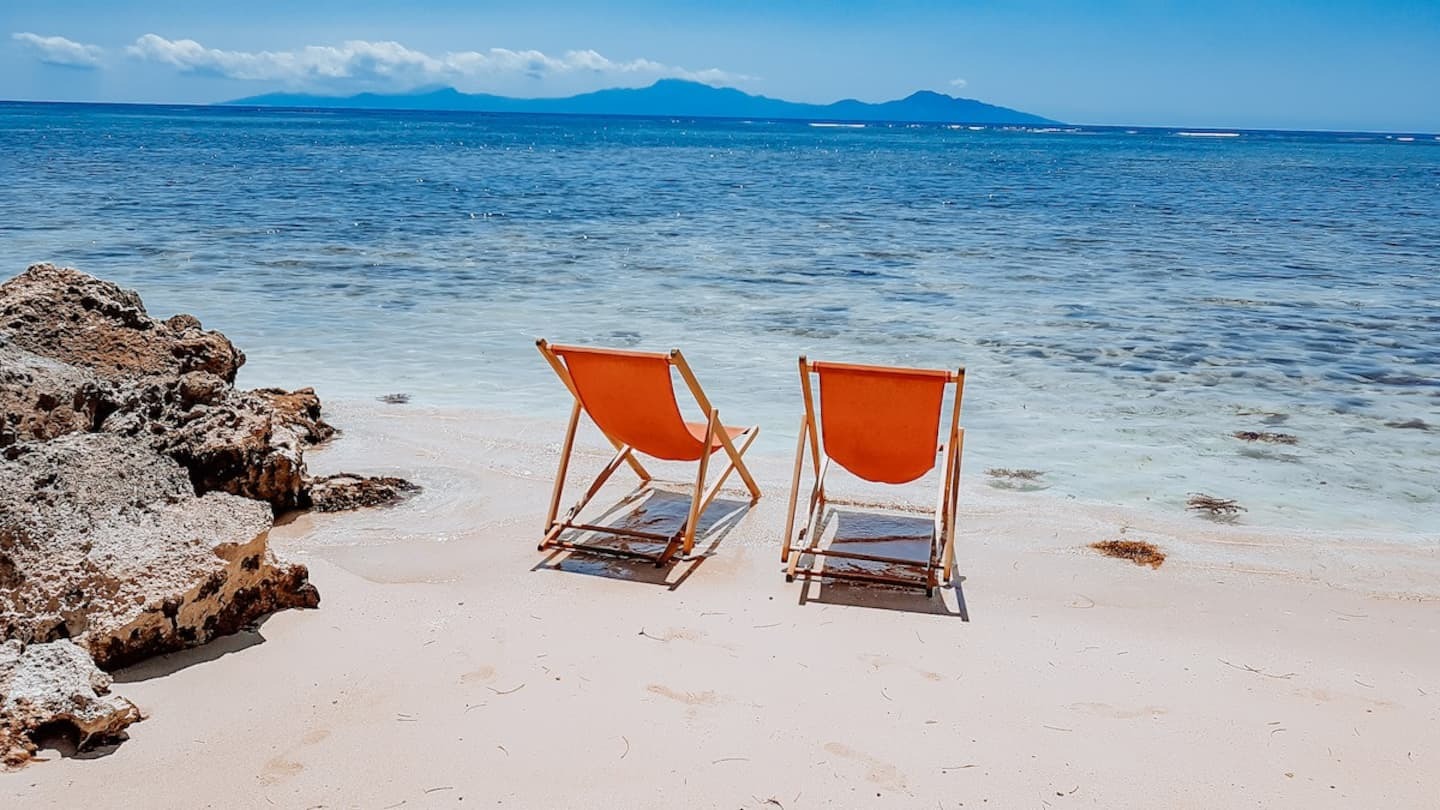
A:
[782,357,965,595]
[536,340,762,565]
[685,422,751,449]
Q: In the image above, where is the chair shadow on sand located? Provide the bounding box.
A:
[792,508,969,619]
[532,486,754,591]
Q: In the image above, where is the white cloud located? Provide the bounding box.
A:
[12,32,104,68]
[949,77,968,89]
[125,34,747,90]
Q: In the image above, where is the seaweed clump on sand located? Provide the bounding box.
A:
[1232,431,1298,445]
[1090,539,1166,569]
[1187,493,1246,521]
[985,468,1048,490]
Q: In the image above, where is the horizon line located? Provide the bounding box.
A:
[1,97,1437,138]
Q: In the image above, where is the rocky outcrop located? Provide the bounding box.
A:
[0,264,314,509]
[0,264,409,511]
[0,639,142,767]
[0,265,243,382]
[103,380,327,510]
[0,433,318,669]
[0,263,415,766]
[307,473,422,512]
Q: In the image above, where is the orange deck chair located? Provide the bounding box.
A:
[781,357,965,595]
[536,340,762,565]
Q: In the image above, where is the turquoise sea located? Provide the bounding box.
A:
[2,102,1437,534]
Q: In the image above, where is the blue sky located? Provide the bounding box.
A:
[3,0,1437,131]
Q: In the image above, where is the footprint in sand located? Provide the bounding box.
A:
[1070,702,1168,719]
[1300,687,1393,709]
[461,664,497,684]
[859,653,945,682]
[259,728,330,783]
[260,756,304,784]
[645,683,723,706]
[823,741,908,791]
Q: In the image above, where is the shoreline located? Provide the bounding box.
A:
[8,399,1439,807]
[301,399,1440,589]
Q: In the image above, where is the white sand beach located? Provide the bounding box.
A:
[5,1,1439,805]
[7,403,1439,808]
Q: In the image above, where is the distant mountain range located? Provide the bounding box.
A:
[223,79,1058,125]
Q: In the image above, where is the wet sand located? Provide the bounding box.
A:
[7,403,1439,808]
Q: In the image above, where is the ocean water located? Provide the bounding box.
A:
[2,102,1437,535]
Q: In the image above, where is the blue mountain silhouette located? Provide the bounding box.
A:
[224,79,1058,125]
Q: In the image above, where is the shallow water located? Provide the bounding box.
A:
[2,102,1437,534]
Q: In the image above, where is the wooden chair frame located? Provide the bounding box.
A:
[536,339,762,566]
[781,356,965,596]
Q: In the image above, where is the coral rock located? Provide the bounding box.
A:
[0,639,142,768]
[0,343,112,447]
[0,263,413,765]
[0,263,243,382]
[0,433,318,671]
[0,263,360,510]
[307,473,421,512]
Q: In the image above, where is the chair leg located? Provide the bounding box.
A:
[677,410,717,559]
[543,444,634,552]
[806,458,830,534]
[785,544,803,583]
[718,430,762,503]
[781,414,809,563]
[541,401,583,549]
[672,349,760,502]
[939,429,965,585]
[694,425,758,519]
[786,464,828,583]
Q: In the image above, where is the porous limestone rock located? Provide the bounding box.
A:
[103,381,330,511]
[0,433,319,670]
[0,263,415,766]
[307,472,421,512]
[0,264,321,508]
[0,264,243,382]
[0,263,406,511]
[0,342,112,447]
[0,639,142,767]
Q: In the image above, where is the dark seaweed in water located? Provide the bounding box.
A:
[985,468,1048,491]
[986,468,1045,480]
[1384,418,1431,431]
[1187,493,1247,519]
[1233,431,1299,445]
